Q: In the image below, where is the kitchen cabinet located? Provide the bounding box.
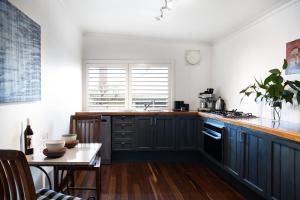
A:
[240,128,268,197]
[223,123,242,177]
[269,137,300,200]
[136,116,175,150]
[112,116,136,151]
[223,124,268,196]
[176,116,198,150]
[135,116,154,150]
[154,116,176,150]
[198,118,204,151]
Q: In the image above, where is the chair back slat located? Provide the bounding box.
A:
[11,161,25,200]
[0,150,36,200]
[3,160,17,199]
[69,115,102,143]
[0,161,10,199]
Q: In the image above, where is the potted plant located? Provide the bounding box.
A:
[240,59,300,121]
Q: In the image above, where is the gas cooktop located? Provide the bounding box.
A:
[205,110,257,119]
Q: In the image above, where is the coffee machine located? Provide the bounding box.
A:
[198,88,215,111]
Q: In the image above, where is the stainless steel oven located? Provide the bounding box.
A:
[203,121,224,162]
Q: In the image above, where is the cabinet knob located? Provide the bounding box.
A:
[121,132,125,136]
[121,142,125,145]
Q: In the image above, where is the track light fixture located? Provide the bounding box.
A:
[155,0,174,21]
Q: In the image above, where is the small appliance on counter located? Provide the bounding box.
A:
[215,96,226,111]
[198,88,215,111]
[173,101,189,111]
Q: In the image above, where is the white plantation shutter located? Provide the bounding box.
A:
[86,62,171,110]
[86,64,128,110]
[129,64,170,110]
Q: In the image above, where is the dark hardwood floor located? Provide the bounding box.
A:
[71,162,245,200]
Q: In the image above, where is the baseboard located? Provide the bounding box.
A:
[112,151,202,163]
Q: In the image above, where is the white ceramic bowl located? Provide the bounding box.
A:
[45,140,65,152]
[61,134,77,143]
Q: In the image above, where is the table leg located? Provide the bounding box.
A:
[53,166,59,192]
[96,166,101,200]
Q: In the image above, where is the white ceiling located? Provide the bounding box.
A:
[61,0,291,42]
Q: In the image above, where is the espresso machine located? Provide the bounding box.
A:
[198,88,215,111]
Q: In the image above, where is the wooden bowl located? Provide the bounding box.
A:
[43,147,66,158]
[65,140,79,149]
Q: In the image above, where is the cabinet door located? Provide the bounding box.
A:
[135,116,153,150]
[240,129,267,196]
[154,116,175,150]
[223,124,242,177]
[176,116,197,150]
[269,138,300,200]
[198,118,204,151]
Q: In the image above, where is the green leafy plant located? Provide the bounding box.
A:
[240,59,300,108]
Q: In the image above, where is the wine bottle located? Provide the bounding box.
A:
[24,118,34,155]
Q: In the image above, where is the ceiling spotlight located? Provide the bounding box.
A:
[155,0,174,21]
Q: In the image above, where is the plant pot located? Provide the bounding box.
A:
[270,101,282,121]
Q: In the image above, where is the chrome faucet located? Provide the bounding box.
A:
[144,100,155,111]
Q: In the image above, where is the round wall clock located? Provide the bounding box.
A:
[185,50,201,65]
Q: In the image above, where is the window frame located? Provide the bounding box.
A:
[84,60,174,111]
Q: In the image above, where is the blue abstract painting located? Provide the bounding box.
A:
[0,0,41,103]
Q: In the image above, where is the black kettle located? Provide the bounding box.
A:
[215,97,226,111]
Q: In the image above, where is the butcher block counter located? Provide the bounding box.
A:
[76,111,199,116]
[76,111,300,142]
[198,111,300,143]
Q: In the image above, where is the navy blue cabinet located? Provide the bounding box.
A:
[240,128,268,197]
[269,137,300,200]
[176,116,198,150]
[198,118,204,151]
[135,116,154,150]
[135,116,176,150]
[154,116,176,150]
[207,119,300,200]
[223,123,242,177]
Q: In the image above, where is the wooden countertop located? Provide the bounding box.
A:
[198,112,300,143]
[76,111,199,116]
[76,111,300,143]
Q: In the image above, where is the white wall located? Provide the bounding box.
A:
[83,33,212,111]
[212,1,300,122]
[0,0,82,149]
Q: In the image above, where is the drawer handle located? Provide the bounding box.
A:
[121,132,125,136]
[121,142,125,145]
[121,124,125,128]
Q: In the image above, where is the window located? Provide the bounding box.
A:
[85,62,171,111]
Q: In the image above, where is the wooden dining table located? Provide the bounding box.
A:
[26,143,102,199]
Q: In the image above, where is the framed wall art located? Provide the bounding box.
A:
[0,0,41,103]
[286,39,300,75]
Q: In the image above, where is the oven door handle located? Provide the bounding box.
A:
[202,131,221,140]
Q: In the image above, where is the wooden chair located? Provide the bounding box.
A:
[69,115,102,144]
[0,149,82,200]
[59,114,102,199]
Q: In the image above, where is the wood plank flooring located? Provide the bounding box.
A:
[71,162,245,200]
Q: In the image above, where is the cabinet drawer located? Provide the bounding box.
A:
[112,116,135,124]
[112,131,134,139]
[112,140,134,150]
[112,123,135,131]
